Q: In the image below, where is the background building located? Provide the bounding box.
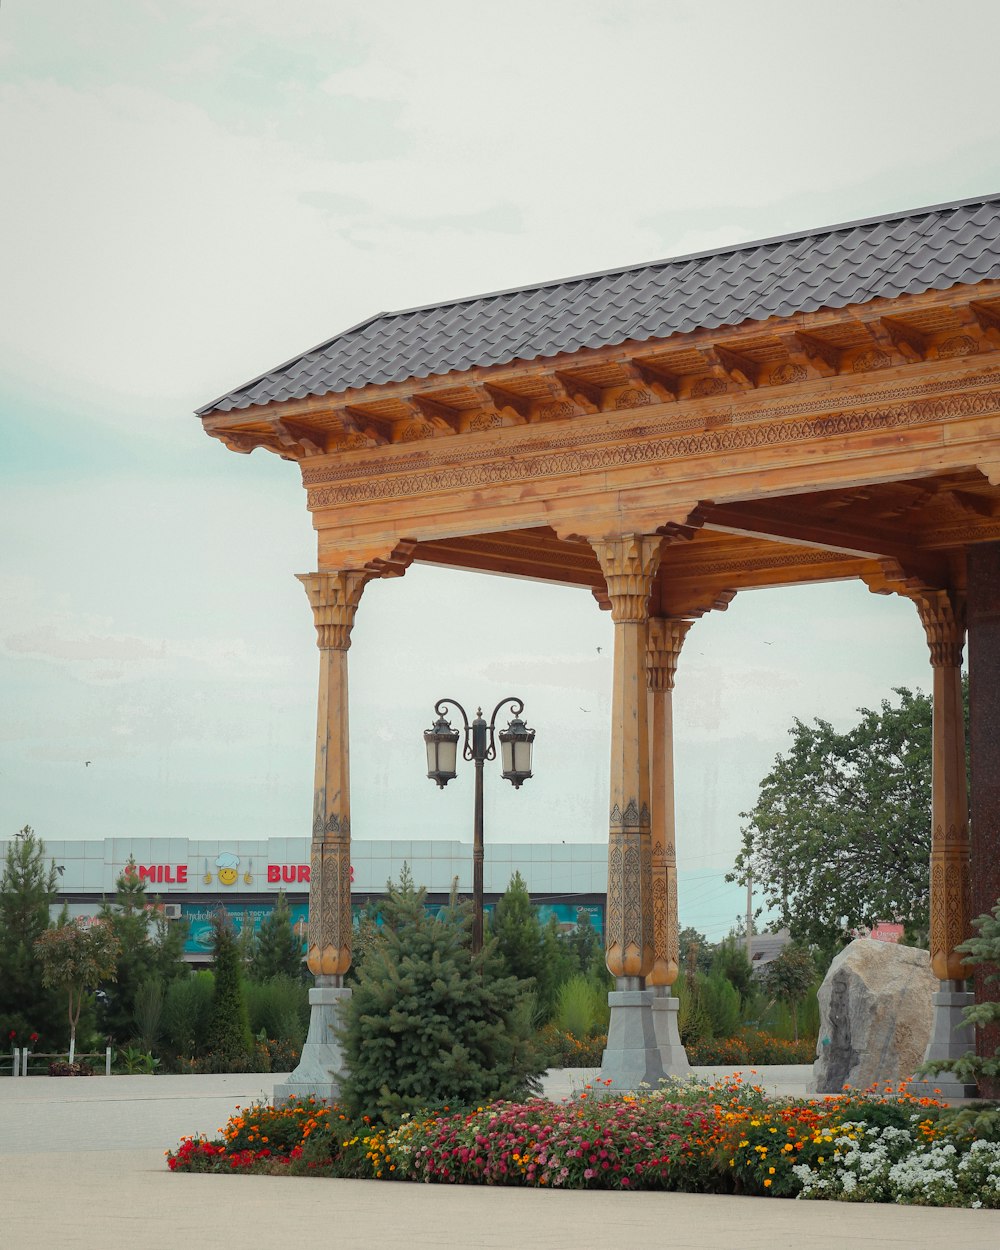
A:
[2,837,607,963]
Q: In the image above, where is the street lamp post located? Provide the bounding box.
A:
[424,697,535,953]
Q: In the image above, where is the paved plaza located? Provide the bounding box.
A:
[2,1069,998,1250]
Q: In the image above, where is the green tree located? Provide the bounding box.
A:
[711,936,755,1010]
[35,919,120,1063]
[340,869,544,1121]
[730,686,953,956]
[161,970,215,1062]
[249,892,304,982]
[490,872,573,1020]
[678,926,713,975]
[204,911,254,1072]
[761,944,815,1042]
[96,858,188,1043]
[565,909,606,981]
[0,826,64,1046]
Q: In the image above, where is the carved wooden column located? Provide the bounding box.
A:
[274,569,369,1105]
[911,587,976,1095]
[644,615,692,1075]
[299,570,369,981]
[591,534,662,980]
[590,534,665,1090]
[968,542,1000,1090]
[645,617,690,989]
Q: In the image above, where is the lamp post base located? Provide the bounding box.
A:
[273,983,351,1106]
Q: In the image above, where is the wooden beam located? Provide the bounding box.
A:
[624,358,679,402]
[410,394,461,430]
[700,344,758,388]
[552,371,604,414]
[969,301,1000,347]
[481,382,532,421]
[704,501,926,562]
[879,316,930,363]
[272,419,326,456]
[782,330,842,376]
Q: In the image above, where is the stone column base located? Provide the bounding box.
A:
[648,986,691,1078]
[599,986,666,1091]
[912,988,979,1100]
[273,984,351,1106]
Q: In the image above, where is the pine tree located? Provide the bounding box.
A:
[0,826,64,1045]
[204,911,254,1072]
[495,875,567,1020]
[248,892,304,982]
[566,909,606,980]
[340,869,544,1121]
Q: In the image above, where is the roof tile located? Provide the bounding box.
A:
[199,194,1000,414]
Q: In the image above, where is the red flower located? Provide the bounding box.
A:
[29,1033,39,1044]
[8,1030,15,1041]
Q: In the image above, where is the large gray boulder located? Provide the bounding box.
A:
[812,938,935,1095]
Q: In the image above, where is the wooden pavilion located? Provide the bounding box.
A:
[198,193,1000,1094]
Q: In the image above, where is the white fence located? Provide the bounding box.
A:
[9,1047,112,1076]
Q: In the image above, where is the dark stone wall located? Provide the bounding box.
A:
[967,541,1000,1076]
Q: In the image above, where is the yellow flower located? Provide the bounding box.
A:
[768,1167,775,1174]
[764,1179,772,1188]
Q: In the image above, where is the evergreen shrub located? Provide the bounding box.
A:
[203,914,255,1072]
[339,868,545,1120]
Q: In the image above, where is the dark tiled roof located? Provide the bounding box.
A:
[198,194,1000,415]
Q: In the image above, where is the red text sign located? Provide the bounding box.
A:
[267,864,311,884]
[124,863,189,884]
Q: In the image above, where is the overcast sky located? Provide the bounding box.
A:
[3,1,998,938]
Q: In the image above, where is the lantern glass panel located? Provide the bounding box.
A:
[437,736,458,778]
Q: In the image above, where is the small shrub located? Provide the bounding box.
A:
[554,974,607,1038]
[538,1024,605,1066]
[162,971,214,1061]
[244,975,308,1048]
[49,1061,94,1076]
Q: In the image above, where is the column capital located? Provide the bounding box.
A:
[297,571,370,650]
[646,617,693,692]
[590,534,664,623]
[911,588,966,669]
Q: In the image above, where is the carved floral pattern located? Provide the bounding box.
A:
[306,837,353,977]
[770,363,807,385]
[616,388,652,409]
[853,348,891,373]
[306,387,1000,509]
[938,335,978,359]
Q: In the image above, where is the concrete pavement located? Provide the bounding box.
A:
[1,1070,998,1250]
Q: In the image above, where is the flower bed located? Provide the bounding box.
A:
[165,1078,1000,1206]
[685,1031,816,1066]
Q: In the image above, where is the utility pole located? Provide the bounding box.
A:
[745,874,753,964]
